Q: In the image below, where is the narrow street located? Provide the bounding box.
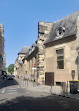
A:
[0,78,78,111]
[0,79,26,95]
[0,78,47,99]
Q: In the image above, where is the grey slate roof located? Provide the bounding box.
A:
[18,46,30,54]
[23,41,38,61]
[44,11,79,44]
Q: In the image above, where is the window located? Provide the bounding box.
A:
[56,82,62,86]
[56,49,64,69]
[56,27,65,37]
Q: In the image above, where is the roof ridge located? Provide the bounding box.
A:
[54,11,79,23]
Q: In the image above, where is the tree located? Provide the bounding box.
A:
[8,64,14,74]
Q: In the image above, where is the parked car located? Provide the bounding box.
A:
[8,75,13,80]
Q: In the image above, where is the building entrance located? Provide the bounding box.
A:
[45,72,54,86]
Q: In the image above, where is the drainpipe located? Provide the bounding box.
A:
[78,53,79,80]
[76,46,79,91]
[76,46,79,80]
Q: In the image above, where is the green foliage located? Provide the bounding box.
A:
[8,64,14,74]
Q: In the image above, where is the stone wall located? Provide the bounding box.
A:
[45,36,78,85]
[14,54,26,78]
[76,16,79,80]
[37,22,53,84]
[27,55,37,81]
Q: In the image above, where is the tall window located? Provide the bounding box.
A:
[56,49,64,69]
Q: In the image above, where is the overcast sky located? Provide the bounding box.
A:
[0,0,79,67]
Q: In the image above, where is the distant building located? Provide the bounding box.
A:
[14,46,30,78]
[23,41,38,81]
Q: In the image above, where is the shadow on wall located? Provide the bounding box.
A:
[75,56,78,65]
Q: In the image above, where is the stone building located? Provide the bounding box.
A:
[14,41,38,81]
[14,11,79,86]
[44,11,79,86]
[37,22,53,84]
[14,22,53,83]
[23,41,38,81]
[0,24,5,76]
[14,46,30,78]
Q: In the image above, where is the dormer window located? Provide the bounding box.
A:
[56,27,65,37]
[59,28,62,35]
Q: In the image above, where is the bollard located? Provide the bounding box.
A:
[33,79,35,87]
[25,80,26,85]
[61,82,66,96]
[66,81,68,96]
[50,83,52,94]
[27,79,28,86]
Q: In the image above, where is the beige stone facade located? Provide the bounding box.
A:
[45,37,78,86]
[37,22,53,84]
[14,54,27,79]
[44,11,79,86]
[26,51,38,81]
[14,11,79,86]
[14,46,30,79]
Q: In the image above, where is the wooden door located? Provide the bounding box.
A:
[45,72,54,86]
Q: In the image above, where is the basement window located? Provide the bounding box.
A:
[56,82,62,86]
[56,49,64,69]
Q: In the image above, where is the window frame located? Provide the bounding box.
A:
[56,48,64,69]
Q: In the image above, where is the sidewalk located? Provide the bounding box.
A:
[15,77,79,100]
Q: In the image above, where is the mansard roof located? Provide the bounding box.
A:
[23,41,38,61]
[18,46,30,55]
[44,11,79,44]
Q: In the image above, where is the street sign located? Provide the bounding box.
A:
[34,64,36,67]
[32,64,37,70]
[32,67,36,70]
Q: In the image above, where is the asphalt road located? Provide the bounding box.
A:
[0,78,79,111]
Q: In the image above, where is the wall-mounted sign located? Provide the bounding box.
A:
[32,64,37,70]
[32,67,36,70]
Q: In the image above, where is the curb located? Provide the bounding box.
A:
[51,93,78,100]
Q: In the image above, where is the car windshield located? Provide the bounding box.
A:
[8,75,13,77]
